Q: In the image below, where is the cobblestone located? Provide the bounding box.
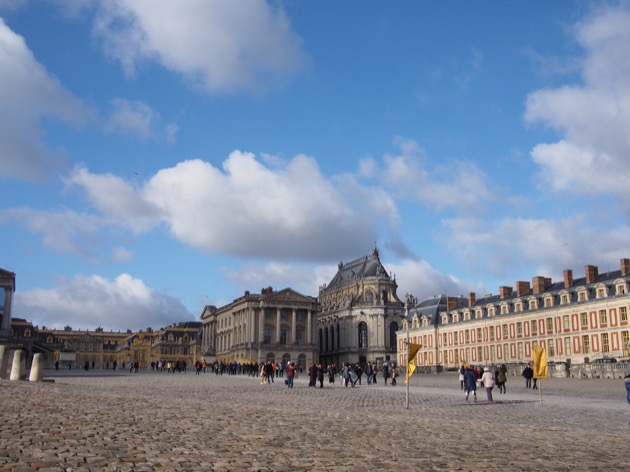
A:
[1,370,629,471]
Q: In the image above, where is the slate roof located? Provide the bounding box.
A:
[322,248,391,292]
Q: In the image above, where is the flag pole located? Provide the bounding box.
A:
[406,328,410,409]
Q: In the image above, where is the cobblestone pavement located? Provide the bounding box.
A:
[1,370,629,471]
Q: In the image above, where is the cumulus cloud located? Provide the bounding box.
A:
[443,215,630,282]
[92,0,310,95]
[524,6,630,215]
[361,137,493,213]
[13,273,193,332]
[63,151,395,261]
[105,98,178,142]
[0,207,104,255]
[0,19,86,181]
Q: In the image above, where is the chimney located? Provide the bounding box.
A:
[532,276,551,294]
[468,292,476,307]
[447,297,459,310]
[621,258,630,276]
[516,281,530,297]
[500,286,513,299]
[563,269,573,288]
[585,265,598,284]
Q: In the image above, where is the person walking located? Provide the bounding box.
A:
[481,367,495,403]
[390,363,398,386]
[286,362,296,389]
[464,365,477,402]
[522,364,533,389]
[625,373,630,426]
[458,364,465,390]
[497,364,508,394]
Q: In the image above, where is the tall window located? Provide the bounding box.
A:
[546,318,553,334]
[602,333,610,353]
[389,322,398,348]
[564,337,571,356]
[358,322,368,348]
[531,320,537,336]
[599,310,608,326]
[582,335,590,354]
[563,315,570,331]
[264,326,272,344]
[580,312,588,329]
[280,327,287,345]
[329,326,334,350]
[621,306,628,322]
[548,339,555,357]
[489,326,495,341]
[296,328,303,346]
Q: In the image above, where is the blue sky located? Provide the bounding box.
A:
[2,1,630,332]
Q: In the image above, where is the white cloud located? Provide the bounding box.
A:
[443,215,630,283]
[13,273,193,332]
[105,98,176,142]
[92,0,310,95]
[524,6,630,214]
[0,207,104,255]
[112,246,134,262]
[63,151,396,261]
[365,137,493,213]
[0,19,87,181]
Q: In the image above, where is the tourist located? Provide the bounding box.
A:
[308,363,317,387]
[327,364,336,386]
[497,364,507,394]
[286,362,296,388]
[342,362,351,387]
[481,367,495,403]
[464,365,477,401]
[390,362,398,386]
[355,363,363,385]
[522,364,533,389]
[458,364,465,390]
[382,356,390,386]
[625,373,630,426]
[365,361,373,385]
[317,363,324,388]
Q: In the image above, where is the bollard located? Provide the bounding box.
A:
[9,349,25,381]
[29,353,43,382]
[0,345,8,379]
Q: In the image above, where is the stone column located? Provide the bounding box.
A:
[0,345,8,379]
[292,309,297,344]
[2,287,13,332]
[307,310,312,345]
[10,349,25,381]
[276,307,281,344]
[29,353,43,382]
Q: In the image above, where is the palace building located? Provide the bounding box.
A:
[200,287,319,372]
[318,248,405,368]
[398,259,630,371]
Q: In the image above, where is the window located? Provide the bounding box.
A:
[602,333,610,353]
[544,297,553,308]
[580,312,588,329]
[280,327,287,345]
[616,284,626,295]
[564,337,571,356]
[488,307,495,316]
[563,315,570,331]
[597,287,606,298]
[477,346,483,362]
[621,306,628,322]
[599,309,608,326]
[453,314,459,323]
[516,322,522,336]
[515,301,523,312]
[358,322,368,348]
[389,322,398,348]
[501,304,509,314]
[489,326,495,341]
[365,290,374,303]
[546,318,553,334]
[582,335,590,354]
[464,312,470,321]
[578,291,587,302]
[548,339,555,357]
[454,331,459,346]
[622,331,629,354]
[529,299,538,310]
[502,324,508,337]
[475,310,482,319]
[476,328,482,341]
[561,294,569,304]
[264,326,272,344]
[531,320,537,336]
[442,315,448,325]
[465,330,470,343]
[443,333,447,345]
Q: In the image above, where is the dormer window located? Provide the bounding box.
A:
[544,296,553,308]
[500,304,509,315]
[442,315,449,325]
[488,307,495,317]
[560,293,570,305]
[616,282,627,295]
[529,298,538,310]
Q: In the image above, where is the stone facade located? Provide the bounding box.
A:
[200,287,318,372]
[399,259,630,372]
[318,248,405,368]
[0,268,16,341]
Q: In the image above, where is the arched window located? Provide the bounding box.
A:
[389,322,398,347]
[330,325,335,351]
[358,322,368,348]
[324,327,329,352]
[365,290,374,303]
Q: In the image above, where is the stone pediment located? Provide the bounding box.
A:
[261,288,316,305]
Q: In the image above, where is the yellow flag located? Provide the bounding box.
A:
[532,347,548,378]
[405,343,422,384]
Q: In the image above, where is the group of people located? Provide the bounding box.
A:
[459,363,509,403]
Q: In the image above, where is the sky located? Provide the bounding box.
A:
[2,1,630,332]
